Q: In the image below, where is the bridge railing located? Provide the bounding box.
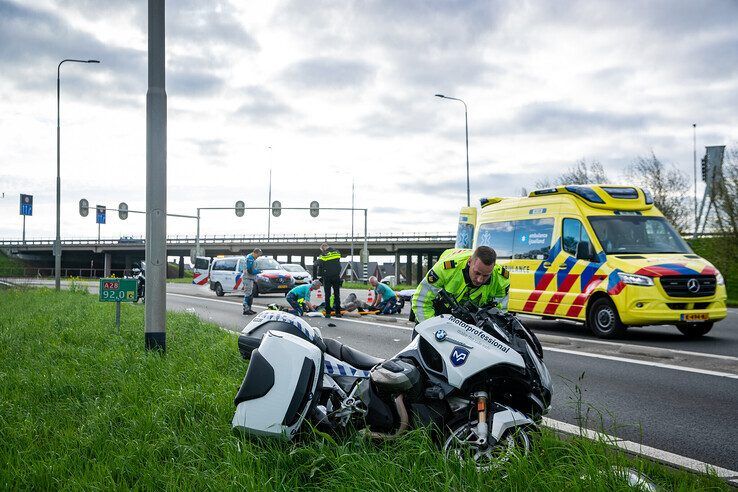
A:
[0,267,131,279]
[0,232,457,247]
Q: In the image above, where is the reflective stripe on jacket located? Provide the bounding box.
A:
[317,248,342,278]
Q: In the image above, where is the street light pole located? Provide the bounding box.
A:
[55,58,100,291]
[693,123,697,232]
[435,94,470,207]
[267,168,272,239]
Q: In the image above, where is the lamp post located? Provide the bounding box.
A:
[435,94,470,207]
[55,58,100,291]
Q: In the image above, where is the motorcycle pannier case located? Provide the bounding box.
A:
[232,330,322,440]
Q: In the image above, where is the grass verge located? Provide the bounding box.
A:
[0,288,730,490]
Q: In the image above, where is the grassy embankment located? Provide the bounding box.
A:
[0,250,25,276]
[689,237,738,307]
[0,288,729,490]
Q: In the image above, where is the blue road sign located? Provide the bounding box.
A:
[96,205,106,224]
[20,194,33,216]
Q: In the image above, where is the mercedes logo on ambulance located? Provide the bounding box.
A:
[686,278,700,293]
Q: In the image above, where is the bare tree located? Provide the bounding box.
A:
[535,159,609,189]
[624,152,691,233]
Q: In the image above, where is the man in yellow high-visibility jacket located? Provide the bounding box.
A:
[411,246,509,323]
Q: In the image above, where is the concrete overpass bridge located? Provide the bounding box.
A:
[0,232,456,283]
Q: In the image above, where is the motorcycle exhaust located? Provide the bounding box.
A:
[364,394,409,440]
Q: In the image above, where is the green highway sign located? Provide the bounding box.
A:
[99,278,138,302]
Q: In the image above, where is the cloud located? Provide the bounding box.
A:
[0,1,145,106]
[194,138,227,159]
[356,94,441,137]
[477,101,655,137]
[280,57,376,91]
[233,86,294,124]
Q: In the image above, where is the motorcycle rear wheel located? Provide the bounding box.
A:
[443,417,532,471]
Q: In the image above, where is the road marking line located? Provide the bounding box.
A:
[543,418,738,483]
[546,347,738,379]
[554,335,738,362]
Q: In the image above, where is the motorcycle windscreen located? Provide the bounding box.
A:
[232,331,322,440]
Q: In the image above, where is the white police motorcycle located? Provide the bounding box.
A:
[232,290,552,466]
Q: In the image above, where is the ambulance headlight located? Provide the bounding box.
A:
[716,272,725,285]
[617,272,654,286]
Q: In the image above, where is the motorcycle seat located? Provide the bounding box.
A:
[323,338,383,371]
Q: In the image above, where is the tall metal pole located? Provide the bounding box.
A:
[362,209,368,283]
[693,123,697,232]
[22,215,26,244]
[350,177,355,267]
[267,168,272,239]
[55,65,61,290]
[55,58,99,291]
[464,102,469,207]
[145,0,167,352]
[194,208,201,259]
[435,94,470,206]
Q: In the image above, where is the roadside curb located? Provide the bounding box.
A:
[618,344,674,359]
[543,418,738,486]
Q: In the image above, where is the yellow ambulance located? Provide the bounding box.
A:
[458,185,727,338]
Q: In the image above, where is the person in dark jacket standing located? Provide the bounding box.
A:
[317,242,342,318]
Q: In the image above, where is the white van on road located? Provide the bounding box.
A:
[209,256,246,297]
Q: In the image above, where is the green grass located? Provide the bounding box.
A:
[0,251,26,276]
[0,288,730,490]
[167,277,197,284]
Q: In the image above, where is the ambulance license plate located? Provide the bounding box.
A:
[680,313,709,322]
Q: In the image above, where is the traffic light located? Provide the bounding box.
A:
[271,200,281,217]
[118,202,128,220]
[235,200,245,217]
[79,198,89,217]
[700,155,708,182]
[310,200,319,218]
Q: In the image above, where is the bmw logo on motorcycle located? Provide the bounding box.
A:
[435,329,447,342]
[450,346,470,367]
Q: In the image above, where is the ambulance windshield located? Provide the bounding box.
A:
[588,216,692,255]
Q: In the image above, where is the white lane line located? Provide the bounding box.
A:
[543,418,738,483]
[542,334,738,362]
[165,292,738,378]
[546,347,738,379]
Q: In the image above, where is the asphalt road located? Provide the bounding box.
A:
[10,280,738,472]
[162,284,738,472]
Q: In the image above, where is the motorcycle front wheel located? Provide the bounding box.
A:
[443,417,532,471]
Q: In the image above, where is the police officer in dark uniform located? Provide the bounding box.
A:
[317,242,342,318]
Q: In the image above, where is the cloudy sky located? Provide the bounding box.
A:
[1,0,736,241]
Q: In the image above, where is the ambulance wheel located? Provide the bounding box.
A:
[214,283,224,297]
[676,322,713,338]
[587,298,626,338]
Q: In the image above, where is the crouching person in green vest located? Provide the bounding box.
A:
[286,280,321,316]
[411,245,509,323]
